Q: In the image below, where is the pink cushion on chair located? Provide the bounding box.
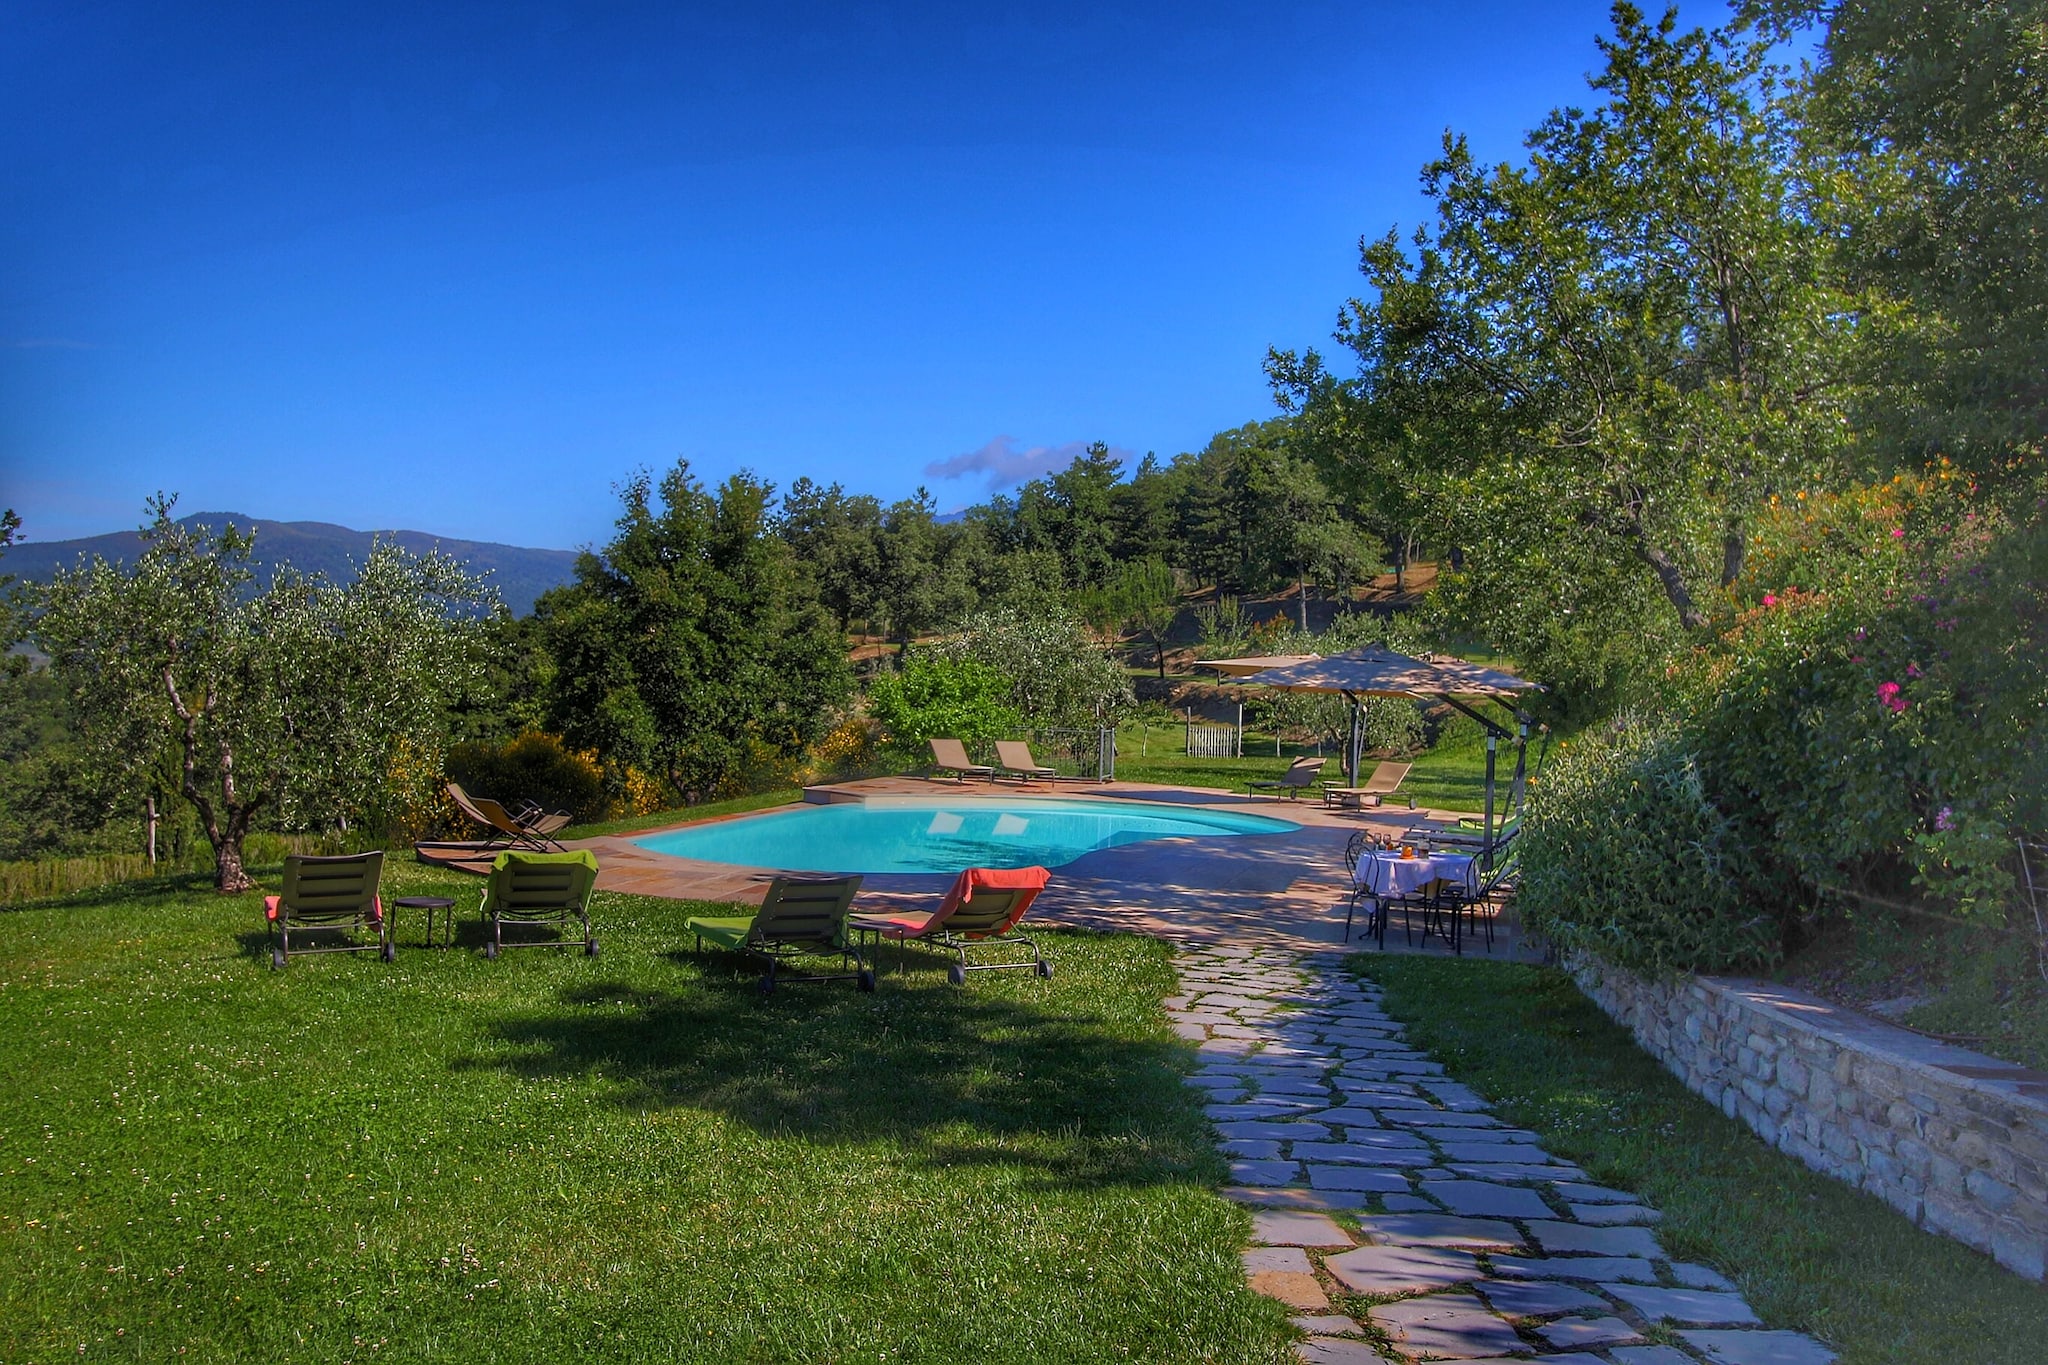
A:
[264,895,280,921]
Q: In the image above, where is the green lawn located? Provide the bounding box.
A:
[0,863,1295,1363]
[1354,955,2048,1365]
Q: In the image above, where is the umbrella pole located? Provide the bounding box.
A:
[1345,691,1362,788]
[1483,732,1498,847]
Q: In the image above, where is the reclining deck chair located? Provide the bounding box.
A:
[850,866,1053,985]
[994,740,1068,782]
[448,782,570,852]
[928,737,996,782]
[266,851,389,969]
[1320,760,1412,809]
[479,849,600,959]
[687,875,873,993]
[1247,755,1327,800]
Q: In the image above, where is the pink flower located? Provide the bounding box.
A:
[1906,662,1922,678]
[1891,528,1906,539]
[1877,681,1908,714]
[1762,594,1778,608]
[1935,806,1956,832]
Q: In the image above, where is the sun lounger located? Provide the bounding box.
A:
[479,850,600,959]
[850,865,1052,984]
[928,737,996,782]
[266,851,389,969]
[1320,760,1413,809]
[447,782,570,851]
[687,874,874,993]
[994,740,1068,782]
[1247,755,1327,800]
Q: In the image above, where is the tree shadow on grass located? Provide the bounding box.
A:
[454,933,1218,1192]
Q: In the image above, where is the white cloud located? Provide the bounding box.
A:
[923,435,1129,493]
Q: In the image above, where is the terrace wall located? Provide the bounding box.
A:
[1566,955,2048,1283]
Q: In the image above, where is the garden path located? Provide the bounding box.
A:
[1173,942,1840,1365]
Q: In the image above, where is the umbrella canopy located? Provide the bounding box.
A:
[1196,654,1320,678]
[1234,646,1536,700]
[1232,647,1538,839]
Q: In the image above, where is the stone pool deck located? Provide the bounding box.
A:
[570,776,1537,959]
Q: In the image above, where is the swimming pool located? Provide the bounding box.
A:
[630,797,1299,875]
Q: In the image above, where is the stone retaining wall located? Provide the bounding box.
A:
[1566,954,2048,1283]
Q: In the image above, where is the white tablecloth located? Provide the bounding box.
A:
[1353,850,1475,898]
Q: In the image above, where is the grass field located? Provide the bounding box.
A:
[1356,955,2048,1365]
[1112,720,1497,813]
[0,861,1295,1364]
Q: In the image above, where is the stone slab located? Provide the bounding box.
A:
[1248,1268,1329,1310]
[1680,1329,1839,1365]
[1491,1254,1658,1283]
[1611,1348,1698,1365]
[1380,1194,1436,1212]
[1230,1159,1302,1186]
[1604,1283,1760,1326]
[1570,1201,1662,1224]
[1323,1244,1482,1295]
[1291,1137,1430,1162]
[1552,1182,1639,1204]
[1358,1214,1522,1249]
[1441,1142,1570,1164]
[1222,1139,1283,1159]
[1538,1315,1644,1348]
[1290,1314,1363,1336]
[1307,1165,1412,1193]
[1449,1162,1589,1181]
[1369,1293,1523,1358]
[1295,1338,1390,1365]
[1525,1220,1664,1258]
[1383,1109,1497,1127]
[1669,1261,1740,1292]
[1422,1180,1556,1220]
[1217,1120,1332,1141]
[1222,1185,1370,1211]
[1455,1357,1603,1365]
[1243,1246,1314,1274]
[1470,1277,1610,1318]
[1252,1210,1354,1248]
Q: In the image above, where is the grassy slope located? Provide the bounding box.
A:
[0,862,1294,1364]
[1354,955,2048,1365]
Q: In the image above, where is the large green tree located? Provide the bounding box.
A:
[1273,4,1857,699]
[35,500,492,891]
[542,462,853,801]
[1791,0,2048,488]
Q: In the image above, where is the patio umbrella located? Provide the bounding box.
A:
[1233,647,1539,843]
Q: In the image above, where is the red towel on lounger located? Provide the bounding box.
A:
[860,866,1050,939]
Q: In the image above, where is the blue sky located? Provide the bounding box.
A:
[2,0,1638,549]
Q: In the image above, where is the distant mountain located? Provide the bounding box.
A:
[2,513,581,617]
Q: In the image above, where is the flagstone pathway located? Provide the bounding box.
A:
[1172,942,1839,1365]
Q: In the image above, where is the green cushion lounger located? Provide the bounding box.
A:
[687,874,875,995]
[479,849,600,959]
[265,851,390,970]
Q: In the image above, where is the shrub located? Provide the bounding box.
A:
[445,732,611,824]
[866,654,1020,760]
[1518,713,1783,976]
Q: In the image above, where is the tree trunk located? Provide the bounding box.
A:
[1720,521,1745,589]
[1631,537,1707,631]
[1297,574,1310,631]
[212,827,254,893]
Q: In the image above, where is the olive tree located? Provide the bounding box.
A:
[35,500,493,892]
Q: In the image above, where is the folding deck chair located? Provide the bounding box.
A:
[686,874,874,994]
[479,849,600,959]
[1247,755,1327,800]
[266,851,389,969]
[850,865,1053,985]
[994,741,1068,782]
[928,737,996,782]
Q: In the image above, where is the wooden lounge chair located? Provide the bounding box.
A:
[1247,755,1327,800]
[850,866,1052,985]
[479,850,600,959]
[687,875,874,994]
[266,851,389,969]
[928,737,995,782]
[1320,760,1413,809]
[447,781,569,851]
[994,740,1067,782]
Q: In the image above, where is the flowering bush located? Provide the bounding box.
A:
[446,732,611,824]
[1523,473,2046,972]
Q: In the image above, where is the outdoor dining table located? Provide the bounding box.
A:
[1350,849,1477,951]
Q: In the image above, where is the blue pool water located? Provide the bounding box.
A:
[631,797,1298,874]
